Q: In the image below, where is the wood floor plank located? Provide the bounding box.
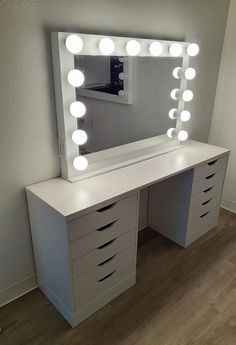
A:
[0,208,236,345]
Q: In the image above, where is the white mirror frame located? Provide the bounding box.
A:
[51,32,198,182]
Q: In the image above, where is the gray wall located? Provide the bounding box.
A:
[0,0,230,304]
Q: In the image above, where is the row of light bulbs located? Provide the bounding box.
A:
[65,34,199,57]
[65,34,199,170]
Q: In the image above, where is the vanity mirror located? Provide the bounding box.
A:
[51,32,199,181]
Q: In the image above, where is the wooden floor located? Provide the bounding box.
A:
[1,208,236,345]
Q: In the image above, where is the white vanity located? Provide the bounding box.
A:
[26,32,229,326]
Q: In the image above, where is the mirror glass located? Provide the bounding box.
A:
[74,56,181,155]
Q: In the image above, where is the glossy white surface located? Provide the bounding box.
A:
[26,141,229,218]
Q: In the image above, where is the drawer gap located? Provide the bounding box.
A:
[97,203,116,213]
[208,160,217,166]
[96,220,117,232]
[200,211,210,218]
[98,238,116,249]
[98,270,116,282]
[204,186,213,193]
[205,173,215,180]
[202,199,211,206]
[97,255,116,266]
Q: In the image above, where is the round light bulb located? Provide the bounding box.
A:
[70,101,86,118]
[184,68,196,80]
[167,128,176,138]
[67,69,85,87]
[149,41,163,56]
[65,35,83,54]
[169,43,183,57]
[99,37,115,55]
[72,129,87,145]
[178,130,188,141]
[171,88,180,100]
[182,90,193,102]
[118,90,125,97]
[180,110,191,122]
[73,156,88,171]
[126,40,141,56]
[187,43,199,57]
[173,67,183,79]
[119,72,125,80]
[169,108,178,119]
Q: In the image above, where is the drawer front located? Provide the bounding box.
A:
[72,230,136,277]
[73,246,136,294]
[189,193,221,221]
[75,262,135,310]
[187,207,219,246]
[192,169,225,196]
[70,212,137,260]
[68,193,138,241]
[193,155,228,182]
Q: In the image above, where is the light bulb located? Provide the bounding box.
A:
[72,129,87,145]
[171,88,180,100]
[67,69,85,87]
[187,43,199,57]
[73,156,88,171]
[178,130,188,141]
[184,68,196,80]
[65,34,83,54]
[169,108,178,119]
[180,110,191,122]
[173,67,183,79]
[99,37,115,55]
[167,128,176,138]
[182,90,193,102]
[149,41,163,56]
[126,40,141,56]
[169,43,183,57]
[118,90,125,96]
[119,72,125,80]
[70,101,86,118]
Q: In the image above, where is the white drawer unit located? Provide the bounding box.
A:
[26,190,139,327]
[148,153,228,248]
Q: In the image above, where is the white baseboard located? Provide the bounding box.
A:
[221,200,236,214]
[0,275,37,307]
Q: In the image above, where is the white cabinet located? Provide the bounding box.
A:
[148,154,228,247]
[27,191,139,327]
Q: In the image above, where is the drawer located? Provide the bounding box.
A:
[75,262,135,310]
[68,193,138,241]
[193,155,228,182]
[192,169,225,196]
[73,245,136,294]
[187,207,219,246]
[70,212,137,260]
[189,193,221,221]
[72,229,136,277]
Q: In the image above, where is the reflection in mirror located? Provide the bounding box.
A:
[74,57,182,155]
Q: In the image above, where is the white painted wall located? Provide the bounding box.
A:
[209,0,236,213]
[0,0,230,305]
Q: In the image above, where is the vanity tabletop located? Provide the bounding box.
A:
[26,140,229,219]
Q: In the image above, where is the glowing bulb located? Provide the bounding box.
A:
[178,130,188,141]
[187,43,199,57]
[65,35,83,54]
[67,69,85,87]
[73,156,88,171]
[70,101,86,118]
[180,110,191,122]
[184,68,196,80]
[169,108,178,119]
[173,67,183,79]
[99,37,115,55]
[182,90,193,102]
[149,41,163,56]
[167,128,176,138]
[126,40,141,56]
[171,88,180,100]
[72,129,87,145]
[169,43,183,57]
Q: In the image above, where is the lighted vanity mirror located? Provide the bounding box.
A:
[51,32,198,181]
